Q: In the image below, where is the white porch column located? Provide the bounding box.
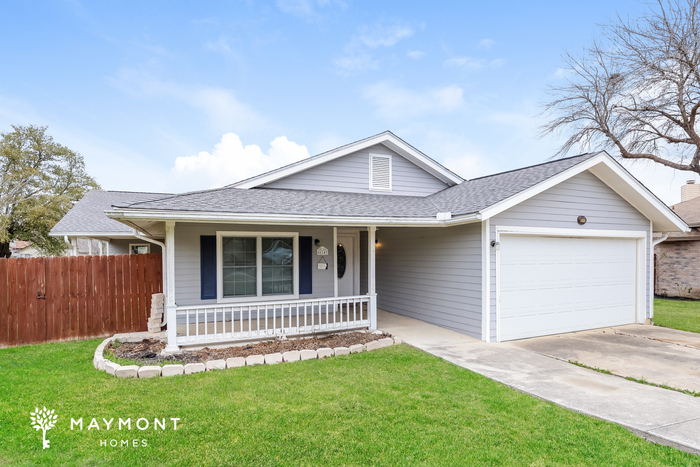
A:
[368,226,377,330]
[71,237,77,256]
[98,241,103,256]
[88,238,93,255]
[164,221,179,353]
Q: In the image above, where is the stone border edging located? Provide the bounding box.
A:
[94,336,403,379]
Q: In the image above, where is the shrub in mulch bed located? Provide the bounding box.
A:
[106,331,390,366]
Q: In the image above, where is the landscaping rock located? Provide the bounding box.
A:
[378,337,394,348]
[334,346,350,356]
[317,348,334,358]
[246,355,265,366]
[184,363,206,374]
[162,364,184,377]
[226,357,246,368]
[393,337,403,345]
[206,359,226,370]
[365,340,382,351]
[265,353,283,364]
[300,349,317,361]
[97,359,106,371]
[115,365,139,378]
[349,344,365,353]
[104,361,120,375]
[283,350,301,362]
[138,366,162,378]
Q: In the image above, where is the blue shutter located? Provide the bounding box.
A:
[200,236,217,300]
[299,236,312,295]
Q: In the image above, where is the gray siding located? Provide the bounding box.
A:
[109,238,162,255]
[488,170,651,341]
[263,144,449,196]
[174,223,336,306]
[376,224,482,338]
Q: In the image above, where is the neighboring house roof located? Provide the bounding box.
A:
[108,150,687,232]
[50,190,172,236]
[231,131,465,189]
[10,240,32,250]
[671,197,700,228]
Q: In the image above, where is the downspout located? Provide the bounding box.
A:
[132,229,168,326]
[652,233,669,247]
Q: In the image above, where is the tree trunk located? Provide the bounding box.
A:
[0,242,11,258]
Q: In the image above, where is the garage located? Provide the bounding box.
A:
[498,232,642,341]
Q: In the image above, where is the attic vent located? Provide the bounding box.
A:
[369,154,392,191]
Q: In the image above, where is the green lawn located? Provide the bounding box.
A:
[654,298,700,333]
[0,341,697,466]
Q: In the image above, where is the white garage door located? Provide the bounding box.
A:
[499,235,638,341]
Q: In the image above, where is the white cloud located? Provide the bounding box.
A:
[551,67,574,79]
[363,81,465,121]
[358,22,415,48]
[108,68,265,133]
[171,133,310,190]
[477,39,495,50]
[407,50,425,59]
[276,0,346,21]
[334,20,416,74]
[444,56,485,69]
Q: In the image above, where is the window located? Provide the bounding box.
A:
[130,244,150,254]
[369,153,392,191]
[217,232,299,302]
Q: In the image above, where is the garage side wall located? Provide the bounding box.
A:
[376,224,482,338]
[488,170,651,341]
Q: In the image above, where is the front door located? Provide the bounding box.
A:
[337,235,355,297]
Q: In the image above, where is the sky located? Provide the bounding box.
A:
[0,0,694,205]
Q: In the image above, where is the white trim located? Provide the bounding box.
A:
[649,219,655,320]
[481,219,491,342]
[337,232,361,296]
[215,231,299,304]
[49,231,142,238]
[494,225,648,342]
[480,152,688,233]
[231,132,464,189]
[128,243,151,254]
[333,227,338,298]
[369,153,392,192]
[106,209,482,227]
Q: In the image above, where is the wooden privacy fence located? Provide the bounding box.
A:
[0,253,162,347]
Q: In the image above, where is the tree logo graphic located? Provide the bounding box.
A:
[30,407,57,449]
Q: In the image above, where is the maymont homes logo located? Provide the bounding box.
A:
[29,406,181,449]
[30,407,58,449]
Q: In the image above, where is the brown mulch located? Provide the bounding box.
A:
[106,331,390,365]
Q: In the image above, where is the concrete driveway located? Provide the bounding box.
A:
[507,324,700,393]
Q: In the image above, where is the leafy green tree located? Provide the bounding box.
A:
[0,125,100,257]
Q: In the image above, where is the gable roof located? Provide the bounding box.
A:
[231,131,465,189]
[670,197,700,227]
[107,150,687,232]
[50,190,172,236]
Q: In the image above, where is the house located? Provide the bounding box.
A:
[65,131,686,353]
[9,240,42,258]
[50,190,170,256]
[654,181,700,299]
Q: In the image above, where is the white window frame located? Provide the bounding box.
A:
[129,243,151,255]
[216,231,299,303]
[369,153,392,192]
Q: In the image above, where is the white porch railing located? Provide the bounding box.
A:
[175,295,371,346]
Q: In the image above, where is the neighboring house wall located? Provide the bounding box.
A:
[174,222,337,307]
[655,240,700,299]
[263,144,449,196]
[376,224,482,338]
[109,238,162,255]
[488,170,651,341]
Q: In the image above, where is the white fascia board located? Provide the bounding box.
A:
[105,209,481,228]
[232,132,464,189]
[479,152,689,233]
[48,231,136,238]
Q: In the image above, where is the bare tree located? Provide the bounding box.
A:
[542,0,700,174]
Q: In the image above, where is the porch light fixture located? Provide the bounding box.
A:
[490,240,500,250]
[314,239,320,246]
[577,215,587,225]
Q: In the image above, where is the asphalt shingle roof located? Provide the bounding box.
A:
[671,197,700,227]
[50,190,172,234]
[115,152,599,219]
